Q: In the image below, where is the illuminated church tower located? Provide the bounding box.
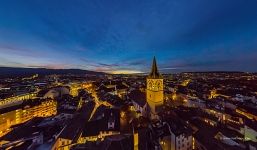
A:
[146,56,163,120]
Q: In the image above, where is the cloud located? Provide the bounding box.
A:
[97,63,120,67]
[92,67,113,72]
[0,44,42,57]
[124,59,147,66]
[80,58,120,67]
[0,57,26,68]
[111,70,143,74]
[80,58,90,63]
[27,63,72,69]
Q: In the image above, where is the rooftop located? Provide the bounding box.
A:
[127,89,146,107]
[82,108,120,137]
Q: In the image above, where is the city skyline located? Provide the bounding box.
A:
[1,0,257,74]
[1,1,257,149]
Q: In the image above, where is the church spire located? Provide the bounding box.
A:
[149,56,162,78]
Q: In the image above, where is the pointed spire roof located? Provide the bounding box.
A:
[148,56,162,78]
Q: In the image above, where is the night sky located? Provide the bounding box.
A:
[0,0,257,74]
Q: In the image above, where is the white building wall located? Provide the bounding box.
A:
[176,134,192,150]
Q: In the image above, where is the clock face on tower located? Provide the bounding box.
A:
[148,80,153,89]
[156,80,162,89]
[147,79,163,91]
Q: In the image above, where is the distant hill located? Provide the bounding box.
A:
[0,67,105,77]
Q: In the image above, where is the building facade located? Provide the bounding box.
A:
[0,92,36,109]
[0,99,57,137]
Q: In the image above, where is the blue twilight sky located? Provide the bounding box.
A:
[0,0,257,73]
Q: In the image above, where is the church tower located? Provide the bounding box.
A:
[146,56,163,120]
